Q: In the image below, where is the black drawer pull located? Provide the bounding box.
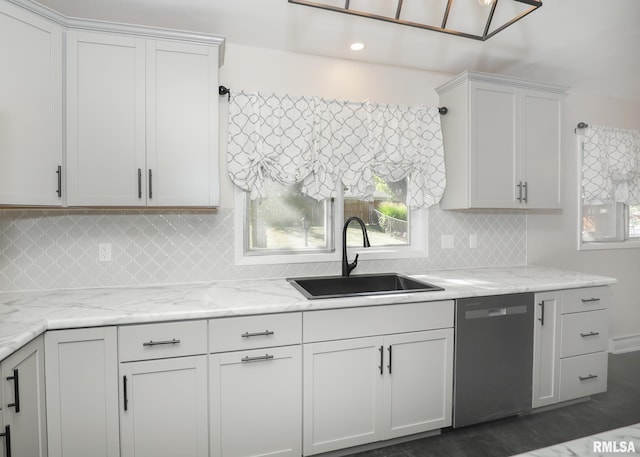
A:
[123,375,128,411]
[142,338,180,347]
[579,374,598,381]
[6,369,20,413]
[580,331,600,338]
[581,298,600,303]
[0,425,11,457]
[241,330,274,338]
[241,354,274,363]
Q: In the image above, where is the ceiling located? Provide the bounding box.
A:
[32,0,640,103]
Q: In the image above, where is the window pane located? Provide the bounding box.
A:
[246,182,332,253]
[582,202,625,242]
[630,205,640,239]
[344,177,409,246]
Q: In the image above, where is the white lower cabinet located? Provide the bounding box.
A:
[209,346,302,457]
[1,336,47,457]
[532,291,560,408]
[119,356,208,457]
[44,327,119,457]
[303,302,453,455]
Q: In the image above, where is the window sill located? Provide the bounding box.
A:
[579,240,640,251]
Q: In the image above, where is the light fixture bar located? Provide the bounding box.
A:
[288,0,542,41]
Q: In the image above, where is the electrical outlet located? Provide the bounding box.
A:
[469,234,478,249]
[98,243,112,262]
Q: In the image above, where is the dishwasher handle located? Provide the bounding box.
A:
[465,304,528,320]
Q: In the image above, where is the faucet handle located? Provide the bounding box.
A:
[348,253,359,275]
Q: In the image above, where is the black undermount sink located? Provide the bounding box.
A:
[287,273,444,299]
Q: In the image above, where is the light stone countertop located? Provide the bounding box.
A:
[510,422,640,456]
[0,265,617,361]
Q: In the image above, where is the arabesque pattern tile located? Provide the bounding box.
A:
[0,207,526,291]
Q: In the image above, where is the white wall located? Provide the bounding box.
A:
[527,91,640,350]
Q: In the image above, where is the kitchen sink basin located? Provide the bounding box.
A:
[287,273,444,299]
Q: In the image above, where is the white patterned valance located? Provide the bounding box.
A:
[582,125,640,205]
[227,90,446,209]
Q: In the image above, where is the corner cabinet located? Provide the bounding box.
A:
[436,71,568,210]
[66,29,221,207]
[0,1,63,206]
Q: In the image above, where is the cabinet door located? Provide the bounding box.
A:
[210,346,301,457]
[0,2,63,206]
[382,329,453,440]
[303,337,383,455]
[1,336,47,457]
[45,327,119,457]
[532,292,560,408]
[469,81,518,208]
[521,90,562,209]
[120,356,208,457]
[146,41,219,207]
[66,31,146,206]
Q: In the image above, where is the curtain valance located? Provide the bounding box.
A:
[582,125,640,205]
[227,90,446,209]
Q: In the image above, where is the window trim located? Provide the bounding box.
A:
[234,187,429,266]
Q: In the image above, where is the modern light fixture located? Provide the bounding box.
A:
[350,42,365,51]
[288,0,542,41]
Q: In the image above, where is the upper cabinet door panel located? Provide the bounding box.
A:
[521,91,562,209]
[146,40,219,207]
[66,31,146,206]
[0,3,63,206]
[469,82,518,208]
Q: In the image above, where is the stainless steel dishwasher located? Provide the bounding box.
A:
[453,293,534,428]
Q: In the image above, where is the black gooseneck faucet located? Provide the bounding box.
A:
[342,216,371,277]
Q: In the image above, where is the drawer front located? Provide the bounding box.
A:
[560,310,608,358]
[119,320,207,362]
[209,312,301,353]
[559,351,608,402]
[303,300,454,343]
[561,287,608,314]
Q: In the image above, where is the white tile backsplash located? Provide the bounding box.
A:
[0,206,526,291]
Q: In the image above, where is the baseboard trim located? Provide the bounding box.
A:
[609,334,640,354]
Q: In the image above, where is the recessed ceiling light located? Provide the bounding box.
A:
[350,42,365,51]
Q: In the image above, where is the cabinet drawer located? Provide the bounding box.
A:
[561,287,608,314]
[560,310,608,358]
[559,351,608,402]
[119,320,207,362]
[303,301,454,343]
[209,313,301,353]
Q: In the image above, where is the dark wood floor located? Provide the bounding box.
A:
[348,351,640,457]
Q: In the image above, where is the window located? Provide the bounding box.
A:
[236,176,427,265]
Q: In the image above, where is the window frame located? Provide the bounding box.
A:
[234,186,429,266]
[577,136,640,251]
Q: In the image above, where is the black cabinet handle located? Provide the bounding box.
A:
[581,297,600,303]
[123,375,129,411]
[6,369,20,413]
[378,346,384,375]
[387,345,393,374]
[142,339,180,347]
[523,181,528,203]
[0,425,11,457]
[138,168,142,198]
[56,165,62,197]
[580,331,600,338]
[538,300,546,326]
[579,374,598,381]
[148,169,153,199]
[241,330,274,338]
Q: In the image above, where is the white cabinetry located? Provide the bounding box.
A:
[44,327,119,457]
[558,287,609,402]
[118,320,208,457]
[532,291,560,408]
[0,1,63,206]
[66,30,221,207]
[302,301,454,455]
[436,71,567,210]
[1,336,47,457]
[209,313,302,457]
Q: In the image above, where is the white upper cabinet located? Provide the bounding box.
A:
[66,29,221,207]
[0,1,63,206]
[436,71,567,210]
